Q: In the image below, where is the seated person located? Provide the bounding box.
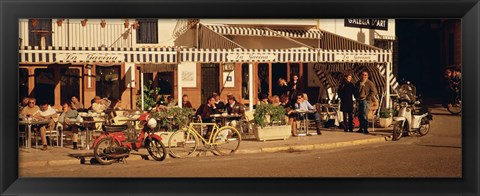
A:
[91,96,108,113]
[195,96,220,137]
[58,102,81,150]
[71,95,84,111]
[166,95,177,107]
[271,95,281,107]
[33,102,59,150]
[212,93,225,111]
[182,94,193,108]
[293,94,322,136]
[280,95,293,126]
[225,95,245,127]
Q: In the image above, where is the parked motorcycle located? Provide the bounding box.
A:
[392,82,433,141]
[92,113,167,165]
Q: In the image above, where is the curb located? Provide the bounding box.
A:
[250,136,392,154]
[20,136,392,167]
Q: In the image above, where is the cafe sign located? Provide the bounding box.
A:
[335,54,378,62]
[226,53,276,62]
[344,19,388,31]
[56,53,125,62]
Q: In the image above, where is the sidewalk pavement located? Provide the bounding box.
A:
[19,127,394,168]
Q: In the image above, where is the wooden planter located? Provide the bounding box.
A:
[379,117,393,128]
[254,125,291,142]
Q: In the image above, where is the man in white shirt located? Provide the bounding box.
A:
[92,96,108,112]
[294,94,322,136]
[34,102,59,150]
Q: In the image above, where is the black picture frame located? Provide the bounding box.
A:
[1,0,478,195]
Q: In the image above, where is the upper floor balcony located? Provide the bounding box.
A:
[19,19,177,49]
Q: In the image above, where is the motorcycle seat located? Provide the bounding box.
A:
[102,124,128,132]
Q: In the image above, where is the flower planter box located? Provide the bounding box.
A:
[254,125,291,142]
[154,131,184,147]
[379,117,393,128]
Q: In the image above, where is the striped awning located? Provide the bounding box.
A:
[180,48,318,63]
[204,25,323,39]
[320,50,391,63]
[19,46,177,64]
[313,63,387,97]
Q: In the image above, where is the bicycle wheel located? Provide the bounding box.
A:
[94,137,121,165]
[213,126,241,156]
[168,129,198,158]
[417,117,430,136]
[447,97,461,115]
[146,137,167,161]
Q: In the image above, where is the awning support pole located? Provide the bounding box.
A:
[177,63,183,108]
[141,72,144,111]
[386,61,391,109]
[249,63,254,111]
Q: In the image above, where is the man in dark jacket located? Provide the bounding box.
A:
[287,75,303,103]
[195,96,220,137]
[354,71,377,134]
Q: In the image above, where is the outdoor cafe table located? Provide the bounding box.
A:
[210,114,243,126]
[291,110,316,136]
[68,118,105,150]
[19,119,50,152]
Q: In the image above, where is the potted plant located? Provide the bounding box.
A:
[150,106,195,146]
[379,108,393,128]
[136,80,159,111]
[253,103,291,141]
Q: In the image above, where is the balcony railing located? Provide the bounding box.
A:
[19,19,134,48]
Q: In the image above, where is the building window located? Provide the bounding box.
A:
[136,19,158,44]
[157,72,174,95]
[242,63,249,100]
[19,68,29,99]
[60,68,81,105]
[28,19,52,47]
[96,66,120,100]
[34,68,55,105]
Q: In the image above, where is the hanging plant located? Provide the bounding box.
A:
[56,19,64,27]
[132,20,139,30]
[81,19,88,27]
[124,19,130,28]
[31,19,38,28]
[100,19,106,28]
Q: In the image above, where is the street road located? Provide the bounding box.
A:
[20,107,461,177]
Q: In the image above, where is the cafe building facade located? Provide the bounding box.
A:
[18,19,177,110]
[173,19,398,110]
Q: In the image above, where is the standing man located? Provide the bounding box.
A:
[287,75,303,103]
[354,71,377,134]
[71,95,84,111]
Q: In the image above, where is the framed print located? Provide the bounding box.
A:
[1,0,479,195]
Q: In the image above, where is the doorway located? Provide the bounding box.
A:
[201,63,220,104]
[271,63,287,96]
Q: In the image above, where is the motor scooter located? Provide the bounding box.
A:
[92,113,166,165]
[392,82,433,141]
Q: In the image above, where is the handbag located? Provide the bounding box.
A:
[353,116,360,128]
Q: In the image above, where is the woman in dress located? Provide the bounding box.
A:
[337,72,355,132]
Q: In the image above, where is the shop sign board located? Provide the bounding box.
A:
[335,54,378,62]
[56,53,125,62]
[344,19,388,30]
[226,53,276,62]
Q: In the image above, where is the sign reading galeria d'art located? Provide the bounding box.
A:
[56,53,125,62]
[335,54,378,62]
[344,19,388,31]
[226,53,276,61]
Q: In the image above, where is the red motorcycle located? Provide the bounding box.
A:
[92,113,166,165]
